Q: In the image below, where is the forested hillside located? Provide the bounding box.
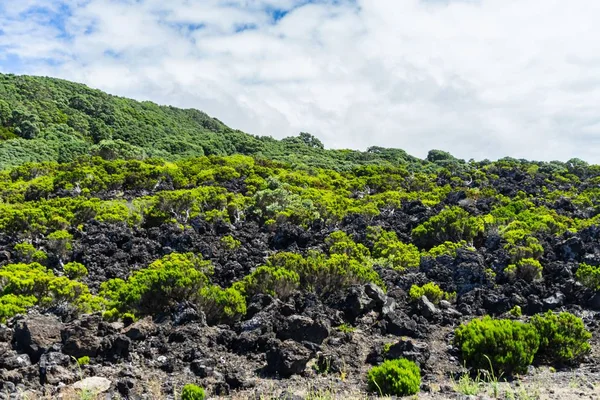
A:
[0,73,429,171]
[0,75,599,399]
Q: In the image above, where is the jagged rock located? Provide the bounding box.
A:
[418,296,439,319]
[61,314,103,358]
[99,335,131,361]
[385,338,430,367]
[342,286,375,319]
[385,312,420,337]
[72,376,112,393]
[277,315,329,345]
[543,292,565,310]
[123,317,157,341]
[266,340,312,377]
[0,350,31,370]
[364,283,386,306]
[13,314,63,363]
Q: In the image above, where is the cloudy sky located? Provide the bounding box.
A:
[1,0,599,162]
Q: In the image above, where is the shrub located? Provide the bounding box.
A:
[504,258,543,282]
[409,282,453,304]
[234,266,299,299]
[453,316,540,376]
[509,305,522,317]
[412,206,483,249]
[220,235,241,251]
[63,262,88,280]
[198,285,246,325]
[180,384,206,400]
[0,294,37,323]
[368,227,420,270]
[530,311,591,365]
[575,263,600,291]
[367,358,421,396]
[100,253,212,314]
[14,242,47,264]
[77,356,90,366]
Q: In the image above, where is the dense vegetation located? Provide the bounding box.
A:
[0,73,599,398]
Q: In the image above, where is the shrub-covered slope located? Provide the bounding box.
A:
[0,75,599,399]
[0,73,429,170]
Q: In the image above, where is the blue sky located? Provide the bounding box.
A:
[1,0,600,162]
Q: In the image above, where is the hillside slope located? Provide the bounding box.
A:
[0,73,427,170]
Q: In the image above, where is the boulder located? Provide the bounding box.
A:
[72,376,112,393]
[266,340,311,377]
[277,315,329,345]
[12,314,63,363]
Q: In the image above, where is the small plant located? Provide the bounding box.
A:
[367,358,421,396]
[181,383,206,400]
[77,356,90,366]
[220,235,241,251]
[504,258,543,282]
[337,323,355,334]
[575,263,600,291]
[64,262,88,280]
[409,282,454,304]
[454,316,540,376]
[530,311,591,365]
[509,305,522,317]
[452,372,481,396]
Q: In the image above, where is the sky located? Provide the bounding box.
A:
[1,0,600,162]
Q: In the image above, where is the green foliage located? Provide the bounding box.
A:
[412,206,484,249]
[575,263,600,291]
[422,240,470,259]
[368,227,420,270]
[14,242,47,264]
[453,316,540,376]
[77,356,90,366]
[0,262,102,321]
[198,285,246,324]
[180,384,206,400]
[267,251,384,295]
[63,262,88,280]
[509,305,522,317]
[408,282,454,304]
[220,235,241,251]
[530,311,591,365]
[100,253,213,315]
[367,358,421,396]
[337,323,355,334]
[504,258,543,282]
[234,266,300,299]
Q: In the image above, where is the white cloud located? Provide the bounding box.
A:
[1,0,600,162]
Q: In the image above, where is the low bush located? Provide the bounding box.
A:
[576,263,600,291]
[504,258,543,282]
[530,311,591,365]
[180,384,206,400]
[234,266,299,299]
[63,262,88,280]
[367,358,421,396]
[198,285,246,324]
[453,316,540,376]
[409,282,454,304]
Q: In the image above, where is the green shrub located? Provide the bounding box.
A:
[180,384,206,400]
[367,358,421,396]
[504,258,543,282]
[220,235,241,251]
[100,253,213,314]
[63,262,88,280]
[198,285,246,324]
[408,282,454,304]
[368,227,420,270]
[422,240,470,259]
[77,356,90,366]
[509,305,522,317]
[0,294,37,323]
[575,263,600,291]
[234,266,299,299]
[530,311,591,365]
[453,316,540,376]
[14,242,47,264]
[412,206,483,249]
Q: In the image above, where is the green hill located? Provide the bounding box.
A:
[0,73,428,170]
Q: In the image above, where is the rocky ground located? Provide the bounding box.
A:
[2,190,600,399]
